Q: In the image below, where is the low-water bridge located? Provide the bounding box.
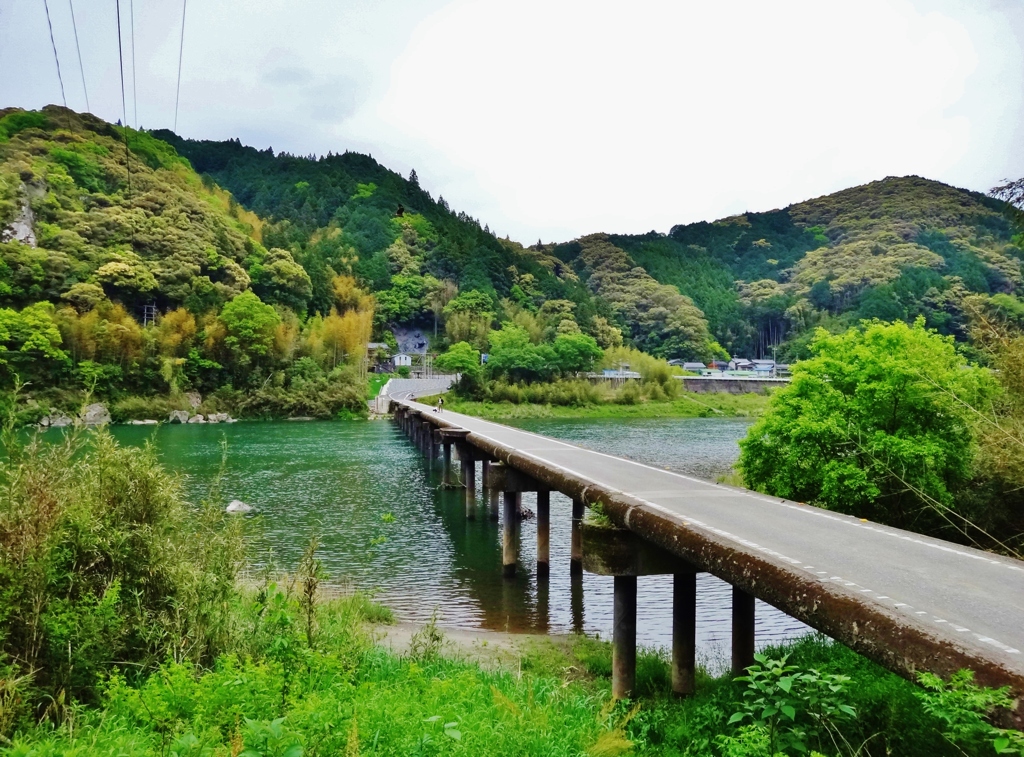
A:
[388,393,1024,717]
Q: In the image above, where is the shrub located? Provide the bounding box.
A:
[739,319,991,532]
[0,414,244,733]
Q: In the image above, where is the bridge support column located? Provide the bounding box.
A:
[502,491,519,577]
[570,571,584,633]
[612,575,637,699]
[732,587,756,675]
[442,441,453,486]
[463,458,476,519]
[536,490,550,577]
[570,498,584,575]
[426,426,436,461]
[421,421,431,454]
[673,572,697,697]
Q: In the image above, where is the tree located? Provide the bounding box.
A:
[218,291,281,368]
[553,332,602,375]
[739,319,991,532]
[248,247,313,312]
[435,341,482,394]
[486,323,555,383]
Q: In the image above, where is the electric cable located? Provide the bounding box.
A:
[174,0,186,132]
[42,0,72,129]
[115,0,136,250]
[68,0,90,112]
[130,0,137,127]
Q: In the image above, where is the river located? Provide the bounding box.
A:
[112,416,809,663]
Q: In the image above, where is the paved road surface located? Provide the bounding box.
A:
[399,399,1024,695]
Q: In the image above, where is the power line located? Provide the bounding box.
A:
[42,0,71,128]
[115,0,134,212]
[68,0,90,113]
[130,0,137,127]
[174,0,187,132]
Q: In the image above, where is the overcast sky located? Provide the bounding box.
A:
[2,0,1023,242]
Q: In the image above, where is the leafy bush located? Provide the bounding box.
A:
[235,368,365,419]
[739,319,991,533]
[724,652,856,755]
[0,416,244,734]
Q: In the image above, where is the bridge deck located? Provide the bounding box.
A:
[401,399,1024,696]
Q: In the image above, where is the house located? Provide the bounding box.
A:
[728,358,755,371]
[752,359,776,377]
[682,362,706,372]
[367,342,390,355]
[394,353,412,368]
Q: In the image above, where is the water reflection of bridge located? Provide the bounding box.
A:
[426,468,583,636]
[392,397,1024,716]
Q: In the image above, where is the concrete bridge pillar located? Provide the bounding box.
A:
[732,587,756,675]
[583,522,702,700]
[442,440,453,486]
[570,572,584,634]
[570,498,584,575]
[426,427,437,461]
[536,490,550,576]
[489,487,500,520]
[462,457,476,519]
[613,575,637,699]
[420,420,431,455]
[502,491,520,577]
[439,429,470,489]
[673,572,697,697]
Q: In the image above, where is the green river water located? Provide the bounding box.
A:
[111,416,809,658]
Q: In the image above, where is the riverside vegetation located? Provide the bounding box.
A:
[5,106,1024,426]
[1,413,1022,756]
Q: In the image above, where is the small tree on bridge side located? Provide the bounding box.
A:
[738,318,992,533]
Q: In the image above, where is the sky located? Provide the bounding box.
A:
[2,0,1023,243]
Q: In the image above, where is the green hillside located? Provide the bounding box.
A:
[2,105,1022,417]
[0,106,372,418]
[612,177,1024,358]
[157,129,722,360]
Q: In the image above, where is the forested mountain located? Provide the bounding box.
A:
[162,127,1024,361]
[610,177,1024,358]
[157,129,723,360]
[2,104,1023,420]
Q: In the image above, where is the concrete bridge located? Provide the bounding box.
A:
[389,398,1024,715]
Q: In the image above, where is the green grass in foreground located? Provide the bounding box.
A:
[430,391,770,421]
[3,589,1009,757]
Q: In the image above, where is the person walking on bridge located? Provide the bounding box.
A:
[436,397,445,413]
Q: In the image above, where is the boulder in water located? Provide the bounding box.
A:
[81,403,111,426]
[187,414,206,424]
[40,413,73,428]
[225,499,253,514]
[168,410,190,424]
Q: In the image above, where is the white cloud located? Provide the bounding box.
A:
[2,0,1022,242]
[367,0,1021,240]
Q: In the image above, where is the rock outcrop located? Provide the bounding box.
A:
[39,413,73,428]
[168,410,190,424]
[81,403,110,426]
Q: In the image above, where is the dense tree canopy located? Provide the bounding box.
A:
[739,319,991,531]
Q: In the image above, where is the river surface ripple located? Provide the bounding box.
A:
[112,416,810,661]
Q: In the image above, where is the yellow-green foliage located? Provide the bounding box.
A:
[0,106,263,311]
